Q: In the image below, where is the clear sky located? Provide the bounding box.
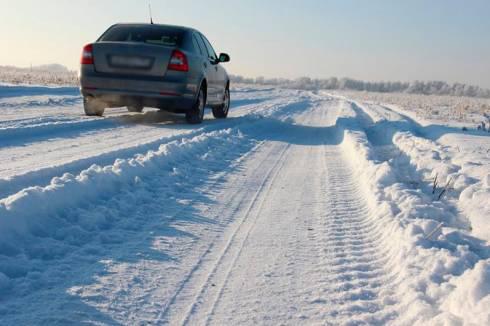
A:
[1,0,489,87]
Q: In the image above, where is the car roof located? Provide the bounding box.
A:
[112,23,199,34]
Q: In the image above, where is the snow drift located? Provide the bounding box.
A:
[340,117,489,324]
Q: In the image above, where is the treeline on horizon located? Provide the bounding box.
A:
[230,75,490,99]
[1,64,489,99]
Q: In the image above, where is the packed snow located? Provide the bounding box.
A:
[0,84,488,325]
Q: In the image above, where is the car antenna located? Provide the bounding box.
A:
[148,1,154,24]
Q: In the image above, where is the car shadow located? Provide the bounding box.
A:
[114,109,188,126]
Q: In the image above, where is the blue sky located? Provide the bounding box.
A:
[1,0,489,87]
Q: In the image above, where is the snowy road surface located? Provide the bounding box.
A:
[0,85,489,325]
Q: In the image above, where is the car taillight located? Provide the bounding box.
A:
[81,44,94,65]
[168,50,189,72]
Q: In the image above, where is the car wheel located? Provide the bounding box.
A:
[83,97,105,117]
[127,105,143,113]
[212,88,230,119]
[186,87,206,124]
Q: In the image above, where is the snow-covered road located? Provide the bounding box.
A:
[0,85,488,325]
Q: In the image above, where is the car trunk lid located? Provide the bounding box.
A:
[93,42,173,77]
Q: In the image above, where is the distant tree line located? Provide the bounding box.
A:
[230,75,490,99]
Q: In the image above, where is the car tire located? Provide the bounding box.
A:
[212,88,230,119]
[83,97,105,117]
[127,105,143,113]
[185,87,206,124]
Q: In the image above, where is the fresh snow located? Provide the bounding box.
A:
[0,84,488,325]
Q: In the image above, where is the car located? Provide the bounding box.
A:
[79,23,231,124]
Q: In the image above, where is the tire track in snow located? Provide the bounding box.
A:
[207,103,397,325]
[163,100,334,325]
[158,101,398,325]
[157,142,291,325]
[196,144,291,326]
[319,149,396,324]
[155,100,329,325]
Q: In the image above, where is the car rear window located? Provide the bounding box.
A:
[99,26,184,47]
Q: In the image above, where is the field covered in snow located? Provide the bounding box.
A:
[0,65,78,87]
[336,90,490,127]
[0,84,489,325]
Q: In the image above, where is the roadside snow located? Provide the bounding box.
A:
[439,260,490,324]
[345,98,490,241]
[341,124,489,325]
[0,128,247,240]
[394,132,490,240]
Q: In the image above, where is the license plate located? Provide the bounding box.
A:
[110,56,152,69]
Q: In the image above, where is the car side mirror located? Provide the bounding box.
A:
[219,53,230,63]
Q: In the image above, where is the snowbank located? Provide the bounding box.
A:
[340,123,490,324]
[394,132,490,241]
[440,260,490,324]
[0,128,255,279]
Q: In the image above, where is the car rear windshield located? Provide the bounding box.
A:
[99,26,184,47]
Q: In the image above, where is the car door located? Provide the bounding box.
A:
[191,33,211,92]
[203,36,228,100]
[198,33,222,105]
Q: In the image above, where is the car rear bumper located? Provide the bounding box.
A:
[79,66,198,111]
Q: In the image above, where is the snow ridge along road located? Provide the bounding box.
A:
[0,85,489,325]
